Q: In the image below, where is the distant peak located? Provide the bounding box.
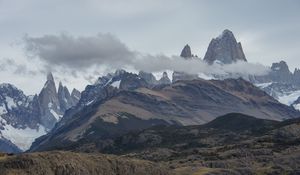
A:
[180,44,192,58]
[216,29,235,39]
[47,72,54,82]
[223,29,233,35]
[114,69,126,76]
[203,29,247,64]
[0,83,18,90]
[271,60,290,72]
[162,71,168,77]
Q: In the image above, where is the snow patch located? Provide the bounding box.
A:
[273,67,281,71]
[73,95,80,100]
[50,109,62,120]
[5,97,16,110]
[48,102,53,108]
[198,73,215,80]
[255,82,273,89]
[111,80,121,88]
[293,104,300,111]
[86,100,94,106]
[0,105,7,115]
[0,118,47,151]
[278,90,300,105]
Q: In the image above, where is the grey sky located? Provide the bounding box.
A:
[0,0,299,94]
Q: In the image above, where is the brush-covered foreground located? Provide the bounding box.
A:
[1,113,300,175]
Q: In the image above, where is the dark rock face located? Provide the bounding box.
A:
[269,61,293,83]
[119,73,149,90]
[203,29,247,64]
[139,71,157,85]
[70,88,81,103]
[158,72,171,85]
[58,83,79,112]
[0,84,40,129]
[0,137,22,153]
[38,73,61,129]
[38,73,81,130]
[180,44,192,58]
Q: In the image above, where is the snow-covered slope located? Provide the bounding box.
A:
[0,118,46,151]
[0,74,81,152]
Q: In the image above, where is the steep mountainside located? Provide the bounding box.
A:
[30,76,299,152]
[0,138,21,153]
[0,73,81,152]
[0,84,45,152]
[0,151,170,175]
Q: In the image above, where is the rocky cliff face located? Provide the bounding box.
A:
[38,73,81,130]
[269,61,293,83]
[158,72,171,85]
[71,89,81,103]
[58,83,79,113]
[180,44,192,58]
[139,71,157,85]
[38,73,61,129]
[203,29,247,64]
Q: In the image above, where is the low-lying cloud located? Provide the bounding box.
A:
[23,33,270,77]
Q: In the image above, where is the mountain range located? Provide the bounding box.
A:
[0,73,81,152]
[29,74,299,152]
[1,29,300,175]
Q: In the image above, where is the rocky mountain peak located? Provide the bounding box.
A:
[38,74,60,129]
[138,71,157,85]
[180,44,192,58]
[294,68,300,74]
[271,61,290,73]
[46,72,54,82]
[203,29,247,64]
[218,29,235,39]
[71,88,81,102]
[158,72,171,85]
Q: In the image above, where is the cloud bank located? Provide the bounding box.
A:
[23,33,270,77]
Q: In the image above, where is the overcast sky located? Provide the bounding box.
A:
[0,0,300,95]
